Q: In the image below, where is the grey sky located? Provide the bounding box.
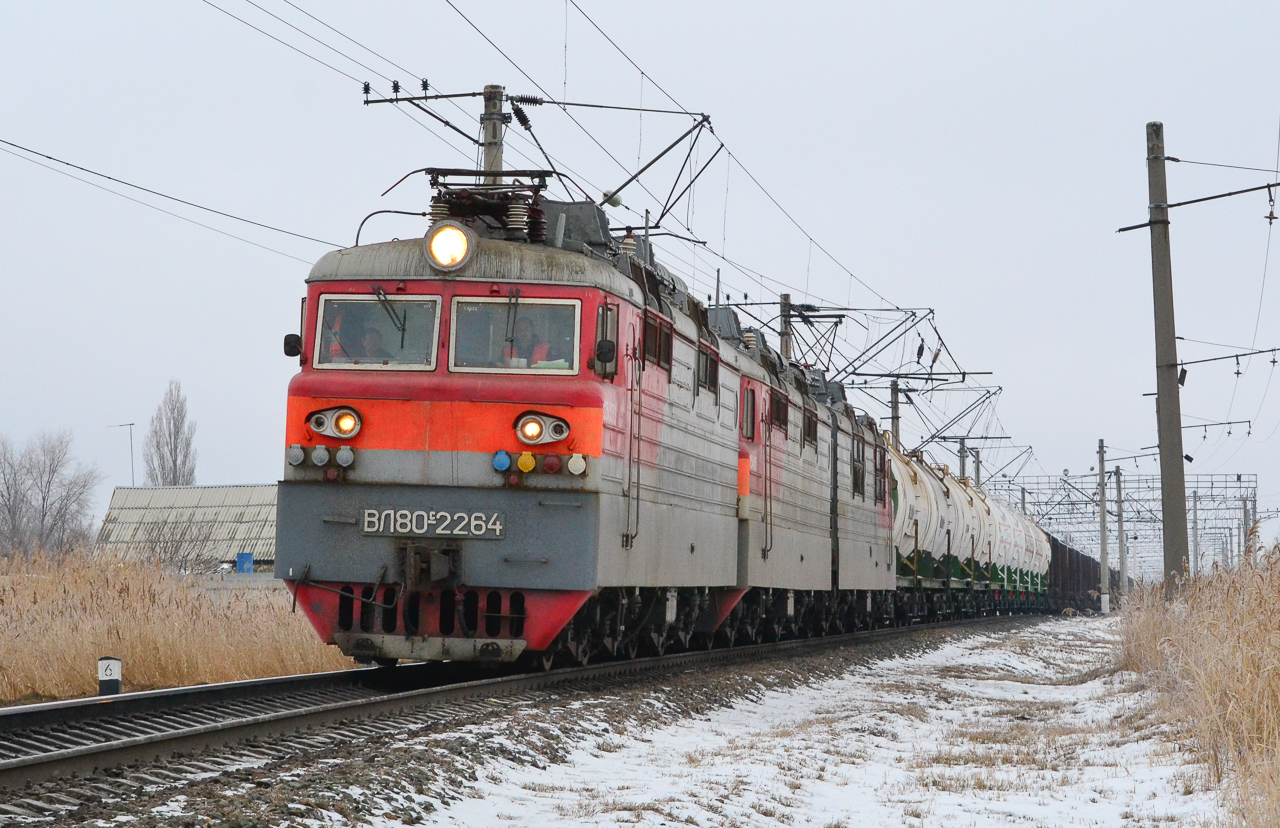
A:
[2,3,1277,573]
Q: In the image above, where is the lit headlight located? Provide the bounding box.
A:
[425,221,474,270]
[515,412,570,445]
[519,417,544,442]
[334,411,359,437]
[309,407,362,439]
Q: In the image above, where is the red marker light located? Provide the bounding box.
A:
[507,473,521,487]
[323,468,339,482]
[542,454,563,474]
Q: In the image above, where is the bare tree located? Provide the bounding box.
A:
[0,431,102,556]
[143,380,197,486]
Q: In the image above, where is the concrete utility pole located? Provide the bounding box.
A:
[973,450,982,486]
[890,379,901,451]
[1191,490,1199,576]
[1021,486,1027,514]
[1242,496,1251,565]
[779,293,793,361]
[958,437,967,479]
[1098,440,1109,614]
[1145,122,1190,595]
[1115,466,1127,600]
[482,84,506,184]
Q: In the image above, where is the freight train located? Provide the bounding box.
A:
[274,163,1108,668]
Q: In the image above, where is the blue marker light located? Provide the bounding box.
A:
[492,450,512,472]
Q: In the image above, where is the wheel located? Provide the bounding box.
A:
[373,657,399,668]
[690,631,715,651]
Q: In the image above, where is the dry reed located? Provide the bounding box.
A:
[0,549,351,704]
[1120,532,1280,825]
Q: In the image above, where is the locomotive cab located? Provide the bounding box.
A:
[276,179,642,665]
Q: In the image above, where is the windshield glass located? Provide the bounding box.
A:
[315,295,440,369]
[450,298,580,374]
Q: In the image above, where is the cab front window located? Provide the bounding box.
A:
[314,295,440,370]
[449,297,580,374]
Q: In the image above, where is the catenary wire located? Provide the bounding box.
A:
[0,145,312,264]
[0,137,341,247]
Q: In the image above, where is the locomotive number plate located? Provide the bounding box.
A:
[361,509,505,539]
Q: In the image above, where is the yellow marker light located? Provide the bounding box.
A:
[429,225,469,267]
[334,411,359,436]
[516,451,537,473]
[519,418,544,442]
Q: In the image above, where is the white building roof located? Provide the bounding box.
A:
[96,485,276,566]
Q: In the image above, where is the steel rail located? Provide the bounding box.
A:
[0,614,1032,794]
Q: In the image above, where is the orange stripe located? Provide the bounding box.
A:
[737,451,751,496]
[286,397,603,456]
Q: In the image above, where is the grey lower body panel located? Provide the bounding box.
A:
[333,632,527,663]
[275,481,600,590]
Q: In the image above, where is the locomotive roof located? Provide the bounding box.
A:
[307,236,644,308]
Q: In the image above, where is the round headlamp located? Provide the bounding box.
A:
[334,411,359,437]
[518,417,544,443]
[425,220,474,271]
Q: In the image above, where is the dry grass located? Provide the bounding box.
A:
[0,549,351,703]
[1120,537,1280,825]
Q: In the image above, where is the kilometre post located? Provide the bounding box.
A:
[1146,122,1190,595]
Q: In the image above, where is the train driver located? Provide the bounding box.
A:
[503,317,549,368]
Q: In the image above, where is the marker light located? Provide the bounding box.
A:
[334,411,359,437]
[311,446,330,466]
[492,451,512,472]
[517,451,537,473]
[567,453,587,475]
[428,223,470,268]
[286,445,305,466]
[542,454,563,474]
[335,446,356,468]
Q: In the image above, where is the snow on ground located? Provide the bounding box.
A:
[430,617,1217,827]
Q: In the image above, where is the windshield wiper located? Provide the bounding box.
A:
[371,285,407,348]
[503,287,522,354]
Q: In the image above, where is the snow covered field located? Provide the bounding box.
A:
[437,617,1216,827]
[95,617,1218,827]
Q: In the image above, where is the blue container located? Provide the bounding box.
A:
[235,552,254,574]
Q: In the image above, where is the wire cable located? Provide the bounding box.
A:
[0,137,341,247]
[0,145,312,264]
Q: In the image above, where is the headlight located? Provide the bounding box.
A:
[309,407,362,439]
[519,418,544,442]
[515,412,569,445]
[425,221,473,270]
[334,411,359,436]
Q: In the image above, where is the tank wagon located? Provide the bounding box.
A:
[273,167,1092,667]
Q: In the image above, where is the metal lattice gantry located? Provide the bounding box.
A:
[986,473,1258,583]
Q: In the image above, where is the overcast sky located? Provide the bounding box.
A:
[2,3,1277,574]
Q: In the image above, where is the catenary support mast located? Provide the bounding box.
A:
[1098,440,1109,614]
[482,84,506,184]
[1146,122,1190,595]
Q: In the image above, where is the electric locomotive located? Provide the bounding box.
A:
[275,108,1062,667]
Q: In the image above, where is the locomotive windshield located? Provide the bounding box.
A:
[449,297,580,374]
[315,295,440,370]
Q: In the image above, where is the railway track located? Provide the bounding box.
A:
[0,615,1039,822]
